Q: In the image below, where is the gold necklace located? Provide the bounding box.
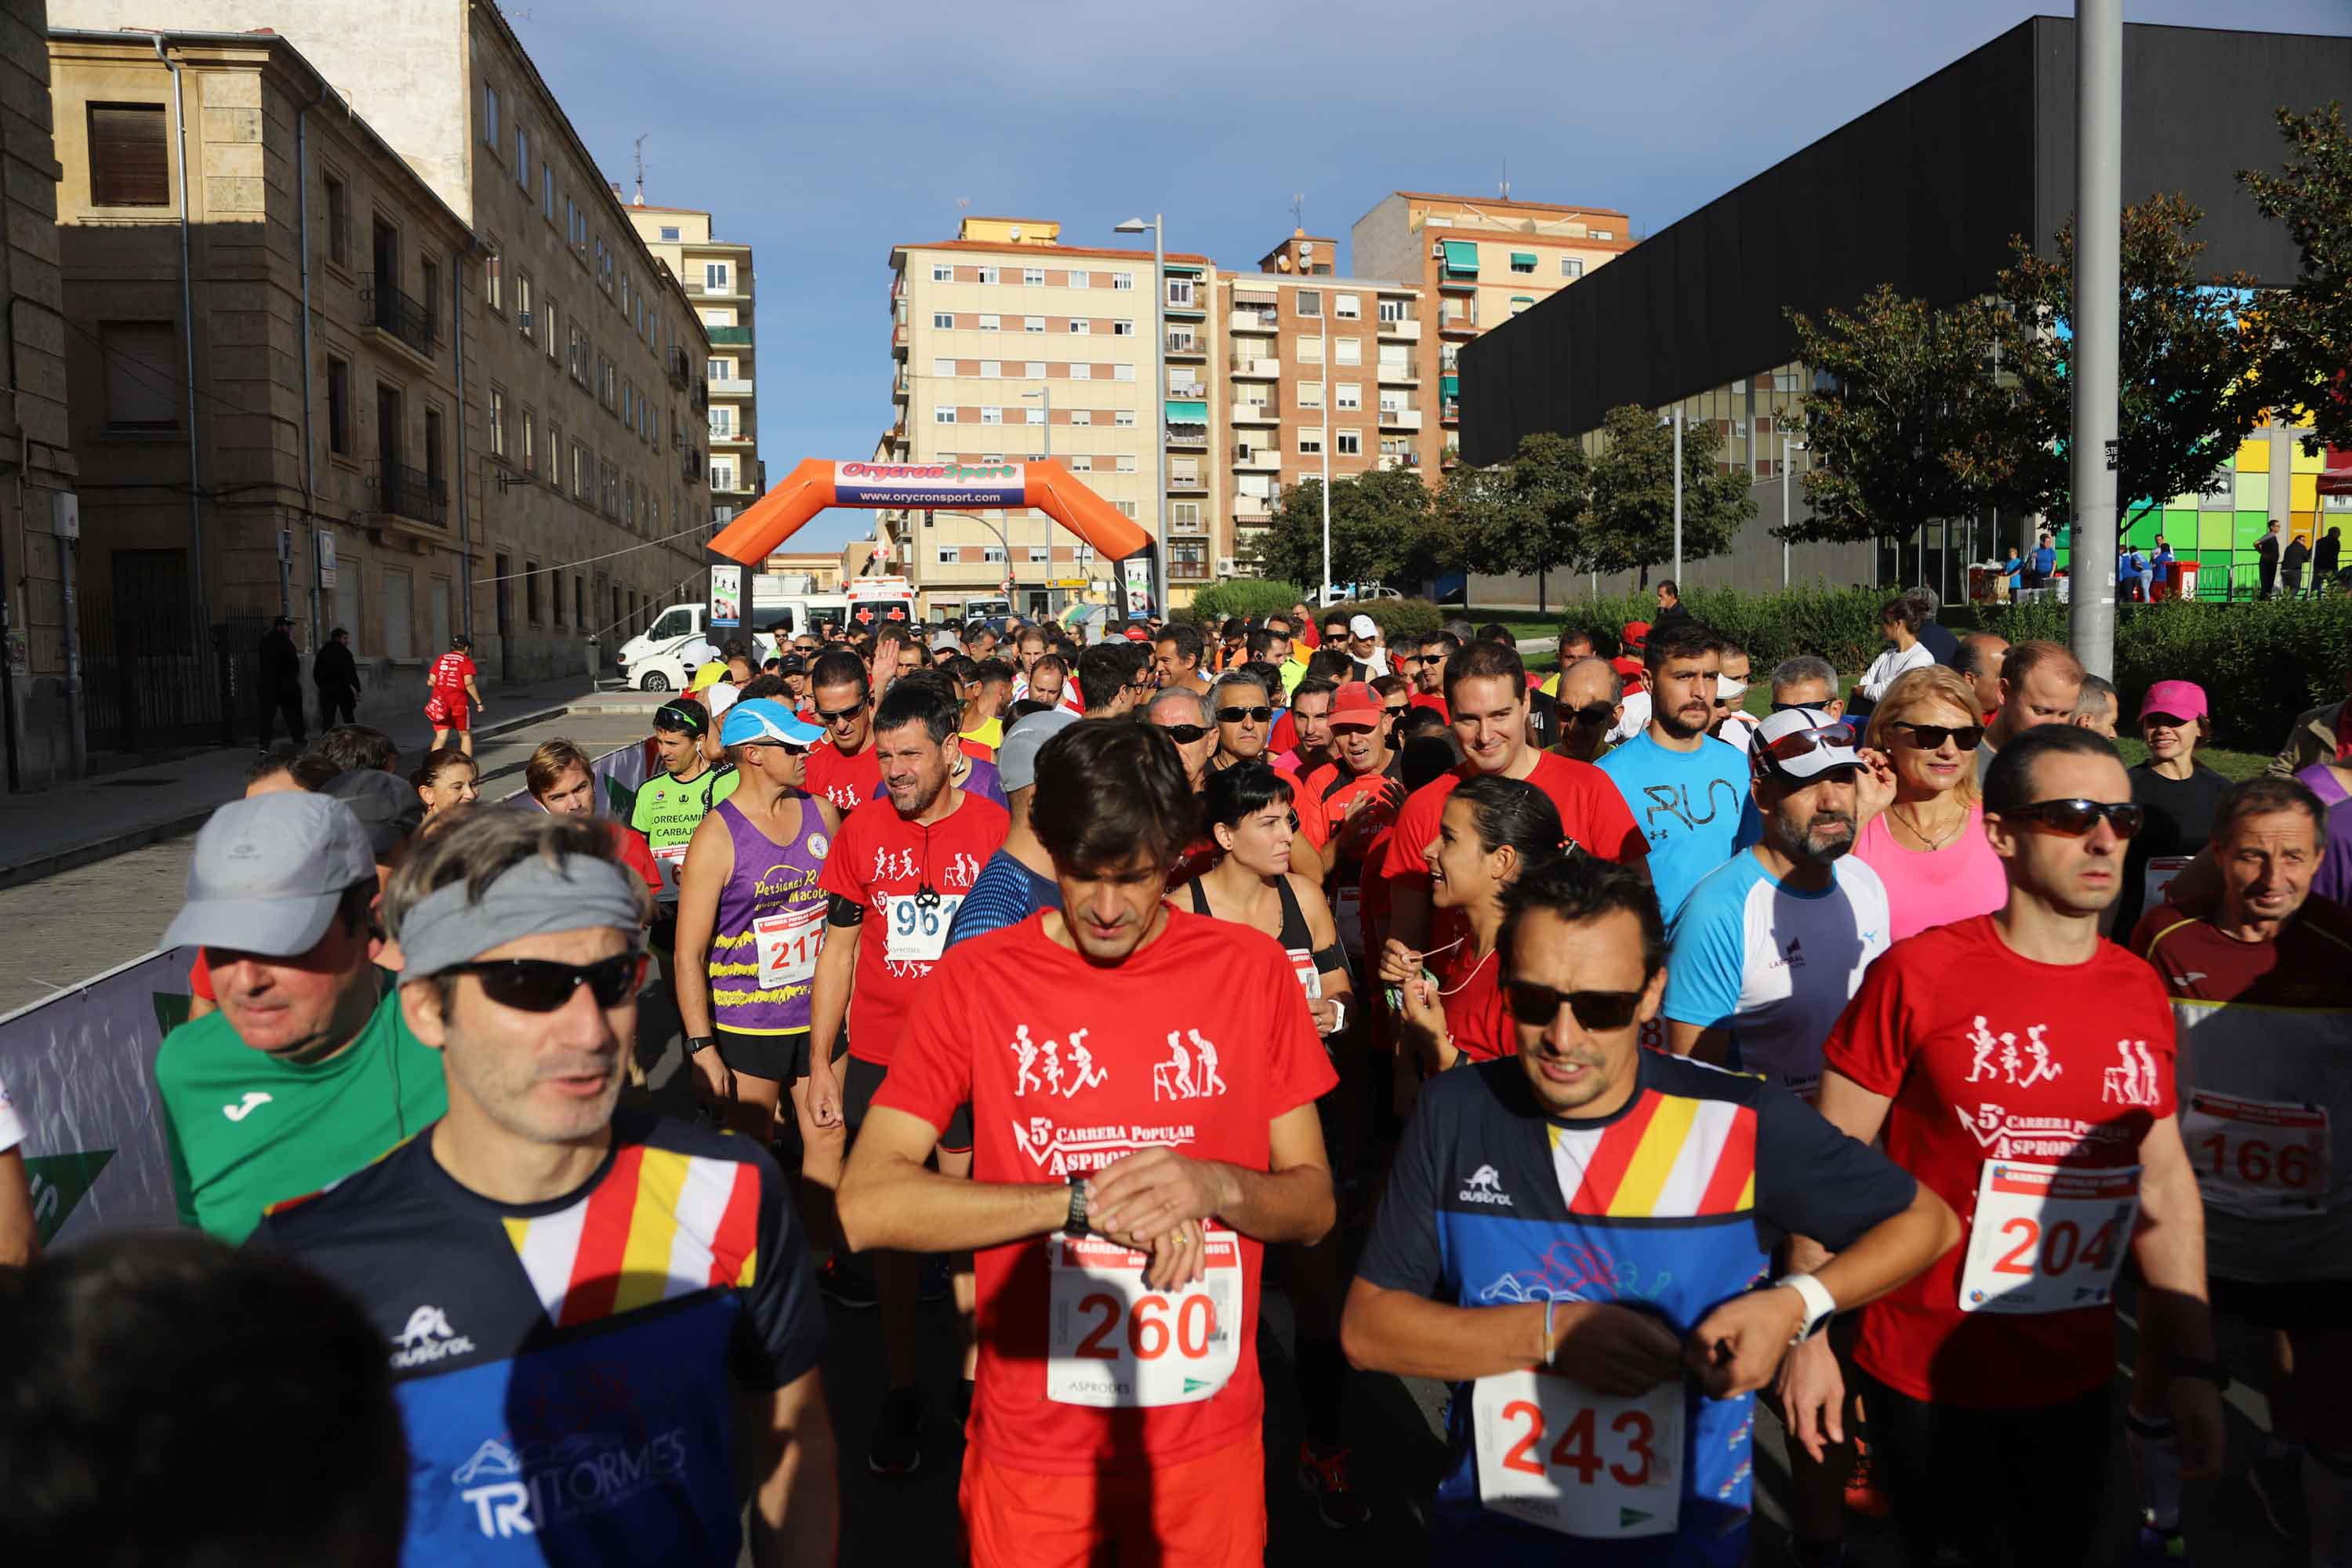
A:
[1889,799,1965,851]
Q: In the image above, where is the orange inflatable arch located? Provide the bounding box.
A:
[707,458,1153,570]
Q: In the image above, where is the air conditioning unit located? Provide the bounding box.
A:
[1216,557,1238,575]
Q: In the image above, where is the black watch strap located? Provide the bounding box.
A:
[2169,1356,2232,1392]
[1064,1174,1090,1237]
[684,1035,716,1056]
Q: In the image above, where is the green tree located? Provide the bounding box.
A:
[2238,102,2352,452]
[1241,465,1441,590]
[1783,285,2037,550]
[1582,404,1754,584]
[2002,192,2265,528]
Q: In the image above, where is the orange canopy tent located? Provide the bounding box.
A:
[706,458,1154,569]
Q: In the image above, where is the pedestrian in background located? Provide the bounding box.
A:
[257,615,306,751]
[2258,520,2283,599]
[2283,529,2310,598]
[2317,524,2343,596]
[313,626,360,729]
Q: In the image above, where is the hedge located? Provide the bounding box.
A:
[1548,587,1896,674]
[1181,581,1302,624]
[1349,597,1446,642]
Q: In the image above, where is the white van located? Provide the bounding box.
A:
[615,603,801,691]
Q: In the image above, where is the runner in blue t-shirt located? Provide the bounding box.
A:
[1595,621,1760,923]
[1342,855,1952,1567]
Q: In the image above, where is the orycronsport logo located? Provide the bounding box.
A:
[837,462,1022,482]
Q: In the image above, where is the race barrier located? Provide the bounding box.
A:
[2,741,651,1248]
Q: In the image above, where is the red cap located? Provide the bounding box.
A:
[1329,680,1383,725]
[1122,626,1149,641]
[1621,620,1651,648]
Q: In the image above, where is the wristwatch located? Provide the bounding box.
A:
[684,1035,715,1056]
[1325,996,1348,1037]
[1063,1174,1091,1238]
[1774,1272,1838,1342]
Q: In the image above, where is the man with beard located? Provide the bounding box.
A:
[1598,622,1759,924]
[1660,706,1889,1098]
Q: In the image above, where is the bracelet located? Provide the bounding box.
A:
[1541,1298,1558,1367]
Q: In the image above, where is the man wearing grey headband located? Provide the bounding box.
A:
[249,809,837,1565]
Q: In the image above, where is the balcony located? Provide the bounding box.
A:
[1165,333,1207,358]
[1234,450,1281,471]
[1167,470,1207,492]
[1232,498,1272,523]
[1229,308,1278,333]
[365,278,435,361]
[1381,408,1423,430]
[666,344,691,389]
[683,445,703,481]
[1438,273,1478,291]
[1440,403,1460,423]
[709,426,754,446]
[371,462,446,528]
[1378,363,1420,384]
[1437,318,1478,338]
[1230,402,1276,425]
[1163,289,1207,318]
[709,377,756,397]
[685,278,751,300]
[889,322,906,354]
[690,379,709,413]
[709,325,754,347]
[1166,424,1208,449]
[891,372,909,401]
[1231,356,1280,378]
[1379,318,1422,340]
[1377,451,1423,472]
[1167,381,1207,401]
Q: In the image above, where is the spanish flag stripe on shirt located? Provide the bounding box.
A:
[503,1203,585,1321]
[713,1157,764,1289]
[611,1148,694,1316]
[557,1143,646,1327]
[1609,1093,1701,1218]
[1697,1104,1759,1214]
[1558,1090,1663,1213]
[1550,1091,1759,1220]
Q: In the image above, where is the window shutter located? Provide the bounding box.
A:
[89,103,169,206]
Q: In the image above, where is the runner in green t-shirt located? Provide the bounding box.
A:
[630,699,742,920]
[154,793,448,1243]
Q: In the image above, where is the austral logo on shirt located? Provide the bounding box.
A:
[1457,1164,1514,1207]
[390,1304,477,1369]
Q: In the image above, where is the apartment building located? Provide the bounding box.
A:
[1352,191,1635,461]
[1219,230,1429,571]
[56,0,714,681]
[626,197,761,523]
[53,28,478,739]
[884,215,1217,618]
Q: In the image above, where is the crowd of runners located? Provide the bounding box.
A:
[2,583,2350,1568]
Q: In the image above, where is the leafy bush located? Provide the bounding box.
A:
[1348,597,1446,643]
[1545,586,1894,672]
[1182,580,1302,625]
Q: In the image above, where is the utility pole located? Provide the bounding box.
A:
[1671,410,1684,585]
[2069,0,2122,677]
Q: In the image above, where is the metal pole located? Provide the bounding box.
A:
[2069,0,2122,677]
[1780,436,1791,587]
[1151,216,1168,618]
[1671,410,1683,585]
[1321,325,1331,604]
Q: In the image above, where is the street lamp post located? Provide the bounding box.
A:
[1658,410,1685,585]
[1779,435,1807,587]
[1116,216,1169,619]
[1022,387,1051,615]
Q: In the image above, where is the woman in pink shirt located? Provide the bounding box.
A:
[1851,665,2009,942]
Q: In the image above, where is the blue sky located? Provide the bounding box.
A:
[519,1,2350,553]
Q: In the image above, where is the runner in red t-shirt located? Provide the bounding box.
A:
[1298,681,1406,949]
[1800,725,2223,1565]
[809,673,1007,1478]
[839,719,1334,1568]
[424,633,485,757]
[802,648,883,814]
[1380,638,1646,956]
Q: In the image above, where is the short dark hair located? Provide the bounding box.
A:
[1245,627,1287,660]
[1982,724,2121,815]
[874,671,961,745]
[1443,637,1528,702]
[314,724,398,775]
[1238,661,1285,701]
[1452,774,1568,866]
[1656,579,1679,598]
[1030,652,1069,683]
[1305,647,1356,683]
[1031,720,1197,873]
[1879,596,1923,636]
[808,648,869,697]
[2212,774,2328,842]
[736,673,791,702]
[1501,853,1667,984]
[651,699,706,735]
[973,658,1015,689]
[1421,630,1462,659]
[1557,628,1595,654]
[939,654,979,686]
[1955,633,2005,679]
[1373,673,1410,699]
[1219,617,1247,640]
[409,746,477,796]
[1643,620,1718,673]
[0,1229,408,1567]
[245,744,305,788]
[1475,622,1512,644]
[1155,622,1204,666]
[1077,642,1148,710]
[1202,758,1297,836]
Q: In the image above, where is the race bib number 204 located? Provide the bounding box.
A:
[1958,1160,2139,1315]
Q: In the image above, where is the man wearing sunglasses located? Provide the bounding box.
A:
[1208,669,1279,774]
[1146,685,1219,794]
[1598,622,1760,925]
[253,810,838,1566]
[155,793,449,1243]
[1808,725,2223,1564]
[1542,658,1621,766]
[804,648,884,814]
[1343,854,1953,1566]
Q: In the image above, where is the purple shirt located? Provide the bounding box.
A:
[2297,764,2352,906]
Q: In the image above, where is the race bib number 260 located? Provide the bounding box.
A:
[1046,1231,1240,1409]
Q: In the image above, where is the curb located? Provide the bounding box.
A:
[0,700,575,893]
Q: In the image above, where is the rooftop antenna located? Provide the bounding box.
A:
[1291,192,1305,231]
[631,133,648,205]
[1499,157,1509,201]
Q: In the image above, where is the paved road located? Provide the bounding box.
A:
[0,706,660,1016]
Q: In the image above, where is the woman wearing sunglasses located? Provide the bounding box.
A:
[1381,775,1566,1075]
[672,698,842,1149]
[1853,666,2009,943]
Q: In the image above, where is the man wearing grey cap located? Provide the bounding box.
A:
[153,792,447,1243]
[249,809,837,1564]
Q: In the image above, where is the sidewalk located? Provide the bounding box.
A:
[0,671,604,890]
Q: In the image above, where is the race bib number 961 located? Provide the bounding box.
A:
[1047,1231,1240,1408]
[1471,1368,1682,1538]
[880,893,962,964]
[1958,1160,2139,1315]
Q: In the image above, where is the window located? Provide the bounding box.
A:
[517,271,534,338]
[546,419,561,483]
[1336,338,1362,365]
[1028,545,1051,563]
[1334,293,1360,319]
[1592,229,1613,241]
[704,261,729,291]
[1023,267,1044,285]
[514,123,530,187]
[708,405,733,437]
[1114,502,1137,519]
[326,356,351,455]
[710,456,736,490]
[521,409,537,473]
[1337,383,1362,411]
[569,198,587,251]
[977,266,1000,285]
[1378,297,1407,323]
[1069,318,1090,335]
[1112,409,1134,428]
[934,407,956,423]
[1112,271,1134,291]
[1337,430,1362,456]
[488,386,507,457]
[982,545,1007,564]
[1511,296,1534,316]
[1296,290,1322,318]
[100,321,178,429]
[1024,406,1044,425]
[525,560,542,622]
[1067,455,1092,472]
[1510,254,1535,274]
[1024,361,1045,377]
[1116,455,1138,474]
[1167,277,1196,307]
[1298,336,1323,364]
[980,406,1003,425]
[572,442,588,495]
[1069,409,1092,426]
[1561,257,1584,278]
[932,311,955,330]
[1069,363,1091,380]
[980,361,1001,379]
[554,557,568,624]
[936,546,958,566]
[1298,380,1324,410]
[659,224,680,241]
[1113,364,1135,382]
[1023,315,1044,333]
[1298,430,1324,456]
[931,263,953,281]
[481,83,499,151]
[324,175,349,266]
[485,245,503,311]
[978,314,1000,332]
[543,164,554,220]
[1113,319,1134,336]
[932,357,955,376]
[88,103,169,206]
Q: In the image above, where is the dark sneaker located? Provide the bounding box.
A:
[1297,1442,1371,1530]
[815,1254,877,1310]
[2249,1446,2307,1540]
[868,1386,924,1478]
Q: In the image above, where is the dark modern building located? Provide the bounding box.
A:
[1461,16,2352,607]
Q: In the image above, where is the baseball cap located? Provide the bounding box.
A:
[322,767,424,858]
[720,698,825,749]
[1347,614,1378,641]
[162,793,376,956]
[1329,680,1384,727]
[931,630,961,653]
[703,683,740,721]
[1621,620,1652,649]
[2139,679,2208,723]
[1122,625,1150,642]
[778,654,807,676]
[1752,707,1864,781]
[997,708,1081,791]
[689,660,729,692]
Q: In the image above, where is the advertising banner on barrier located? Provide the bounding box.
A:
[2,744,648,1249]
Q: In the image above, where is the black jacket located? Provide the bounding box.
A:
[2317,533,2341,575]
[259,628,301,684]
[314,640,359,693]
